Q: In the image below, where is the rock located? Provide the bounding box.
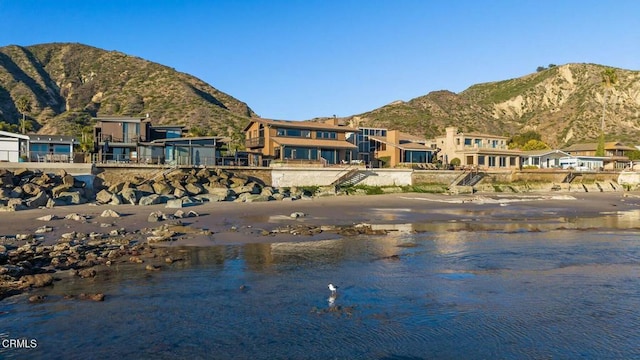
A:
[145,264,161,271]
[152,181,174,195]
[184,182,204,195]
[148,211,164,222]
[238,193,271,202]
[56,190,87,205]
[100,209,121,218]
[165,198,184,209]
[51,184,72,197]
[79,293,105,301]
[136,183,155,194]
[173,187,186,198]
[290,211,306,218]
[36,214,58,221]
[20,274,54,288]
[29,295,47,303]
[35,226,53,234]
[62,174,75,186]
[139,194,162,206]
[120,188,140,205]
[78,268,97,278]
[25,191,49,209]
[65,213,88,222]
[16,233,33,241]
[95,189,113,204]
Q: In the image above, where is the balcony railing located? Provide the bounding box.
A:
[245,137,265,148]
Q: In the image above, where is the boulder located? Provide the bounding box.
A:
[20,274,54,288]
[152,181,173,195]
[95,189,113,204]
[184,182,204,196]
[165,198,184,209]
[56,190,87,205]
[120,188,140,205]
[25,191,50,208]
[139,194,162,206]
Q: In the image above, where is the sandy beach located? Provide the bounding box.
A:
[2,191,640,247]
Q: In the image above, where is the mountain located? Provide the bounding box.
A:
[346,63,640,147]
[1,43,639,148]
[0,43,256,137]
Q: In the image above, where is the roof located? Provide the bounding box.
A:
[458,132,508,139]
[93,116,149,124]
[149,136,229,144]
[271,136,357,149]
[151,125,186,129]
[368,135,434,151]
[244,118,355,132]
[520,149,570,157]
[563,142,637,152]
[28,134,77,144]
[0,130,29,140]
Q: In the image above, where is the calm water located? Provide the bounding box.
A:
[2,218,640,359]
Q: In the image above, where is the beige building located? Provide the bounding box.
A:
[435,127,522,170]
[367,130,435,168]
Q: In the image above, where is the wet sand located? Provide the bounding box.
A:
[2,191,640,247]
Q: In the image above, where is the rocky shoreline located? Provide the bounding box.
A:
[0,204,392,302]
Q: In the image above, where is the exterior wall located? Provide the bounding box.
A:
[0,138,20,162]
[271,168,413,187]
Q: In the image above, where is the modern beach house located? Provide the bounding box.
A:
[243,118,358,166]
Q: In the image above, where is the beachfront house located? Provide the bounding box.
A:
[0,130,77,163]
[93,116,151,162]
[520,149,571,169]
[244,118,358,166]
[364,129,436,168]
[562,142,633,170]
[434,127,522,170]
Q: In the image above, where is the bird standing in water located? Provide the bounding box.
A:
[328,283,338,294]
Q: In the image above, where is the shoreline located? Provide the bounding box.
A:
[2,191,640,301]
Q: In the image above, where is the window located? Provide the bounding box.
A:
[499,157,506,167]
[510,157,516,166]
[316,131,337,139]
[478,156,485,165]
[464,138,472,146]
[488,156,496,167]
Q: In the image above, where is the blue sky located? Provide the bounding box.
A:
[1,0,638,120]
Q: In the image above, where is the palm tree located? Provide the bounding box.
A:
[596,68,618,156]
[15,96,32,134]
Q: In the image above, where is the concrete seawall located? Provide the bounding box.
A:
[0,163,627,192]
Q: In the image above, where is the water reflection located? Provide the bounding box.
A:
[2,213,640,359]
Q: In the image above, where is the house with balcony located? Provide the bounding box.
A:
[434,127,522,170]
[93,116,151,162]
[562,141,634,170]
[244,118,357,166]
[365,129,436,168]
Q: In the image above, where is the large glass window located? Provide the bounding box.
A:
[499,157,507,167]
[488,156,496,167]
[284,147,317,160]
[403,150,428,163]
[316,131,337,139]
[276,128,311,137]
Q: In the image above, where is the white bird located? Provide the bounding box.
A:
[328,283,338,294]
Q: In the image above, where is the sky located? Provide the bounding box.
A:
[0,0,638,120]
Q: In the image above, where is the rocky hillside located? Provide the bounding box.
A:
[347,64,640,147]
[1,44,639,148]
[0,43,256,136]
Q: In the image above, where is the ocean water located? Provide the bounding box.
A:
[2,216,640,359]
